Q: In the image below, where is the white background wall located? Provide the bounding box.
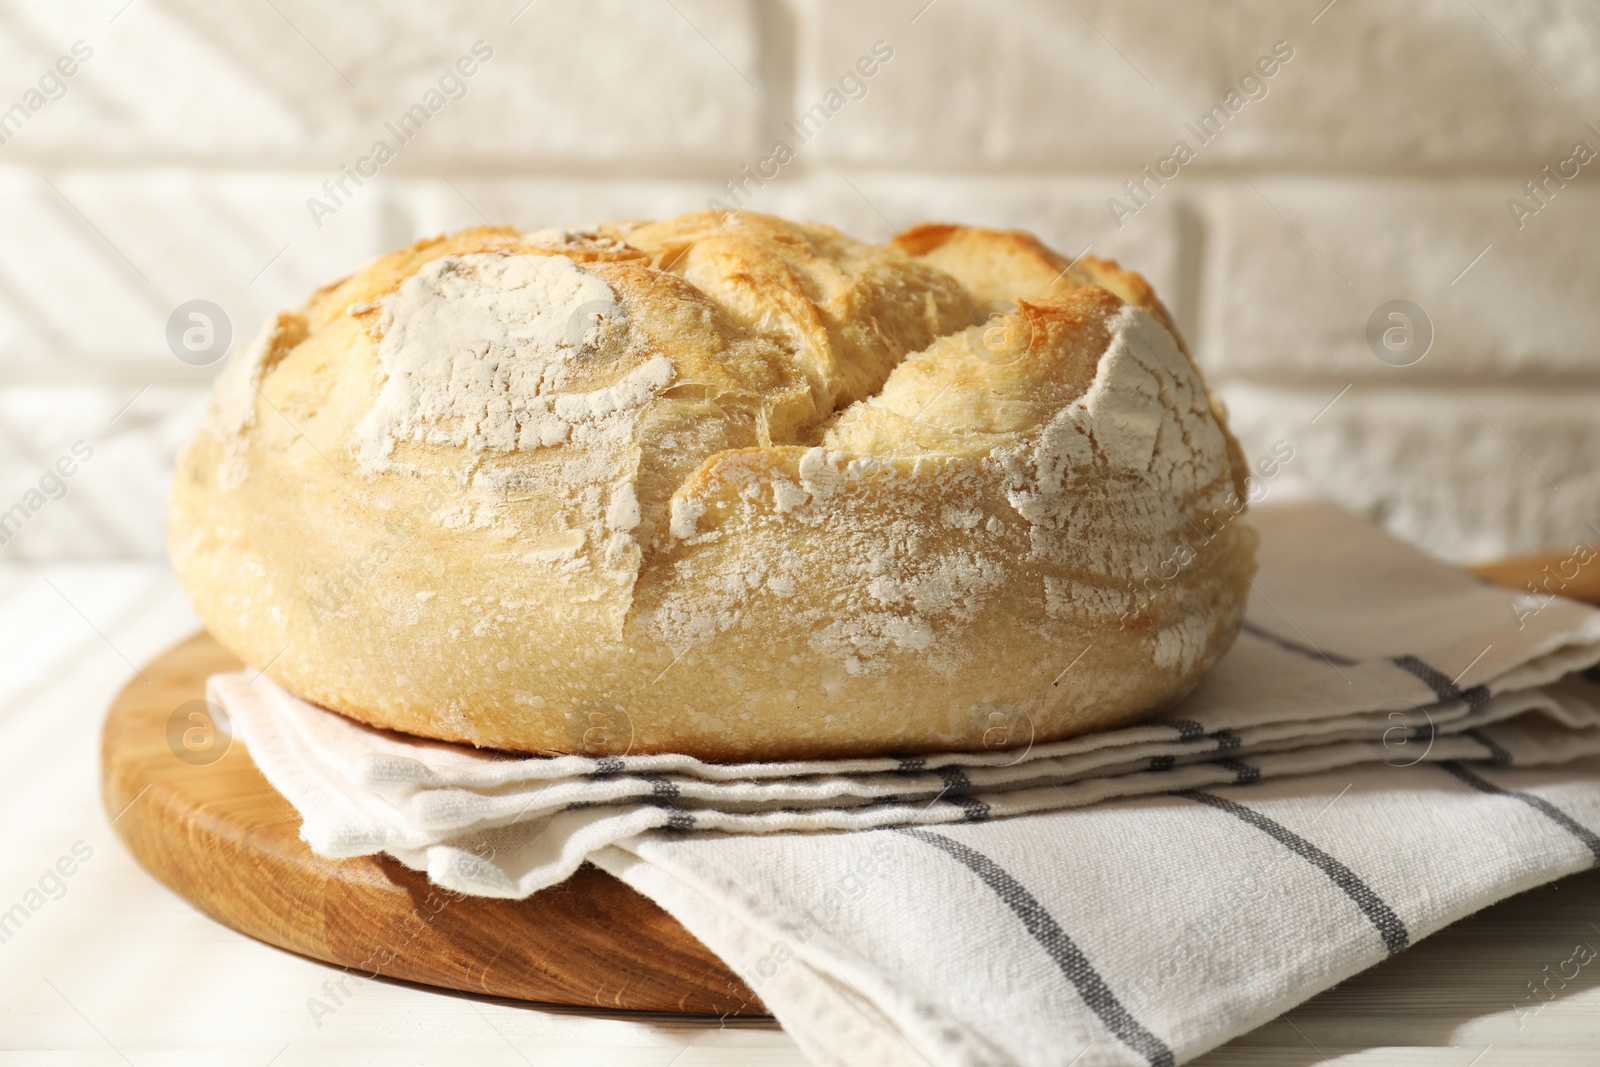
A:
[2,0,1598,563]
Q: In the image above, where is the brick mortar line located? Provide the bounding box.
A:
[0,160,1590,183]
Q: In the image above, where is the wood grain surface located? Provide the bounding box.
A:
[98,632,763,1016]
[1469,547,1600,608]
[97,561,1594,1019]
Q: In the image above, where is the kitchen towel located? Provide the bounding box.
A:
[213,501,1600,1065]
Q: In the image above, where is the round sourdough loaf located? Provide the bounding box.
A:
[170,211,1257,760]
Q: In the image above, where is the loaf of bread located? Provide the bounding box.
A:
[170,211,1256,760]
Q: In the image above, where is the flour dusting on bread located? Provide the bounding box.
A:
[202,310,308,490]
[352,252,649,474]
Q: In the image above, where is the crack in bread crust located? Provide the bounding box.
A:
[169,210,1256,760]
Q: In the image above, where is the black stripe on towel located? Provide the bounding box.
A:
[1212,730,1244,752]
[937,767,991,822]
[1241,620,1359,667]
[1168,719,1207,742]
[1389,655,1491,711]
[1439,763,1600,866]
[1177,790,1410,955]
[638,775,696,829]
[1216,758,1261,785]
[895,828,1175,1067]
[1463,728,1512,766]
[641,774,680,799]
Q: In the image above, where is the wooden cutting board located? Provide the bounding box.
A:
[99,556,1595,1015]
[99,631,762,1016]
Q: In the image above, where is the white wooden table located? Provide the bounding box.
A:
[2,561,1595,1065]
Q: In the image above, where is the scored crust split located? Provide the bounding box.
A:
[170,211,1257,760]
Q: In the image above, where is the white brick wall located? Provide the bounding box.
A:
[1201,180,1600,383]
[1,0,1597,562]
[0,0,765,164]
[1221,383,1600,563]
[0,167,394,383]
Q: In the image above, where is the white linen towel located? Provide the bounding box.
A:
[213,502,1600,1066]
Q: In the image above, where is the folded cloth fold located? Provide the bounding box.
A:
[214,502,1600,1065]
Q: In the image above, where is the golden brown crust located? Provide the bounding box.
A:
[170,211,1256,760]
